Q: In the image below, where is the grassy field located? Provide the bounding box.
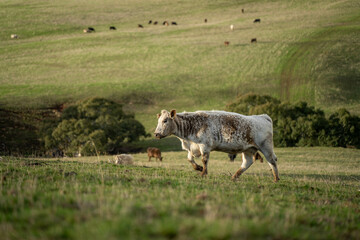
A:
[1,2,360,238]
[1,0,360,134]
[1,147,359,239]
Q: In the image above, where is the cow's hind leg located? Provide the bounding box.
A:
[232,151,254,181]
[200,152,209,177]
[261,149,280,182]
[187,152,203,172]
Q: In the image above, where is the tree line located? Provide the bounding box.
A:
[1,95,359,156]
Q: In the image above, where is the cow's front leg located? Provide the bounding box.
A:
[200,152,209,177]
[187,152,203,172]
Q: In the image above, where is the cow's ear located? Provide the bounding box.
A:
[157,113,161,119]
[170,109,176,119]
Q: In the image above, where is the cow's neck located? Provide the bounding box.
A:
[173,114,196,139]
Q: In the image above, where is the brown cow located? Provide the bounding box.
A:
[224,41,230,46]
[147,147,163,162]
[251,38,257,43]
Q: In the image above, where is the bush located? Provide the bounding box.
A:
[42,98,147,156]
[226,93,360,148]
[319,108,360,148]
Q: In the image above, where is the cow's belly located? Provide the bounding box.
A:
[212,141,249,154]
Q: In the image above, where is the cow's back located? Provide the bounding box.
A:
[192,111,273,152]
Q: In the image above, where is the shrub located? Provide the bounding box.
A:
[43,98,147,156]
[319,108,360,148]
[226,93,360,148]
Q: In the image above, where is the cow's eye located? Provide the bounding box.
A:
[163,119,168,123]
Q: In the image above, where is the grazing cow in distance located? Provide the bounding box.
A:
[84,27,95,33]
[147,147,163,162]
[242,9,245,13]
[154,21,158,25]
[204,18,208,23]
[253,19,261,23]
[224,41,230,46]
[230,24,234,31]
[11,34,18,39]
[154,110,279,182]
[149,20,152,24]
[138,24,144,28]
[171,21,177,25]
[251,38,257,43]
[109,26,116,30]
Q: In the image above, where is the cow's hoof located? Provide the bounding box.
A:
[194,165,203,172]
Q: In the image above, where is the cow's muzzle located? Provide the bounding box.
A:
[154,133,163,139]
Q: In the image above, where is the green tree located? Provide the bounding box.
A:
[43,98,147,156]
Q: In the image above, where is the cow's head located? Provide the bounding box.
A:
[154,109,177,139]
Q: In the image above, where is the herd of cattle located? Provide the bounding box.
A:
[79,9,261,45]
[12,10,261,45]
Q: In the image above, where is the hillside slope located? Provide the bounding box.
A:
[0,0,359,133]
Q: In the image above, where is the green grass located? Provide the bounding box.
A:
[1,0,360,133]
[1,147,359,239]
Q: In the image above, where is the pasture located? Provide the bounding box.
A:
[1,0,360,134]
[1,147,360,239]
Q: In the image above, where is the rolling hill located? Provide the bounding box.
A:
[1,0,359,134]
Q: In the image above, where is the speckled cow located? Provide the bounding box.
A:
[154,110,279,182]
